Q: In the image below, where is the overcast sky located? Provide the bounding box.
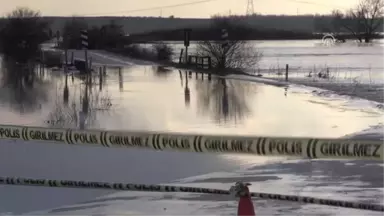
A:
[0,0,359,18]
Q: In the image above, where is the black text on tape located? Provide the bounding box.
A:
[318,141,381,159]
[108,133,150,148]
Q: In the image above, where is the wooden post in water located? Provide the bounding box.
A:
[184,70,190,107]
[79,111,85,130]
[185,47,188,64]
[89,56,93,70]
[179,70,183,87]
[99,67,103,91]
[184,29,190,64]
[285,64,289,82]
[41,50,45,65]
[64,48,68,69]
[84,48,89,75]
[118,67,123,91]
[208,57,212,69]
[82,78,89,114]
[71,52,74,65]
[179,49,184,64]
[64,36,69,105]
[81,30,89,75]
[63,74,69,105]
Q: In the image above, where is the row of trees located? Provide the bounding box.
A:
[196,17,262,70]
[314,0,383,43]
[0,0,382,65]
[60,18,126,49]
[0,7,50,63]
[0,7,127,63]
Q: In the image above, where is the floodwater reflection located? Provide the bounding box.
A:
[180,70,191,107]
[0,59,50,113]
[195,75,252,123]
[46,71,113,129]
[154,66,172,78]
[0,63,381,139]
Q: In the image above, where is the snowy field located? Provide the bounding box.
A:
[0,40,383,215]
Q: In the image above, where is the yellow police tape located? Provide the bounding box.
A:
[0,124,383,161]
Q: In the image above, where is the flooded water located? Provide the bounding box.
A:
[0,64,381,138]
[159,39,384,84]
[0,50,383,214]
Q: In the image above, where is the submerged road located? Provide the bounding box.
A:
[0,50,382,214]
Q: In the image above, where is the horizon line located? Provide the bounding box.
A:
[35,13,336,19]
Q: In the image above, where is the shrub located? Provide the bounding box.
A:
[112,43,174,62]
[41,50,64,67]
[0,7,49,63]
[152,43,173,61]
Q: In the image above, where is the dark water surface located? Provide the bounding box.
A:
[0,65,381,137]
[0,63,382,214]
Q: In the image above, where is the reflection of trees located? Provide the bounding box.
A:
[118,68,123,92]
[196,77,252,123]
[0,59,49,113]
[153,66,172,78]
[183,71,190,107]
[46,71,113,129]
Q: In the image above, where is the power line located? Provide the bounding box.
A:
[79,0,220,16]
[283,0,349,10]
[58,0,350,17]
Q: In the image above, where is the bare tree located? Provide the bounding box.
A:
[359,0,384,42]
[196,16,262,72]
[332,9,364,42]
[197,40,262,70]
[332,0,384,43]
[61,16,88,49]
[6,7,41,18]
[0,7,49,62]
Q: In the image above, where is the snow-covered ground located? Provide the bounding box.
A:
[0,41,383,215]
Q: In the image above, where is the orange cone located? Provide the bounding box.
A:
[237,184,255,216]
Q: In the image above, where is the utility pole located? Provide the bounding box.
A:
[80,30,89,117]
[246,0,254,16]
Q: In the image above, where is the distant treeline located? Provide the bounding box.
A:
[128,27,315,41]
[54,14,383,48]
[1,14,381,35]
[125,11,384,42]
[127,27,382,42]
